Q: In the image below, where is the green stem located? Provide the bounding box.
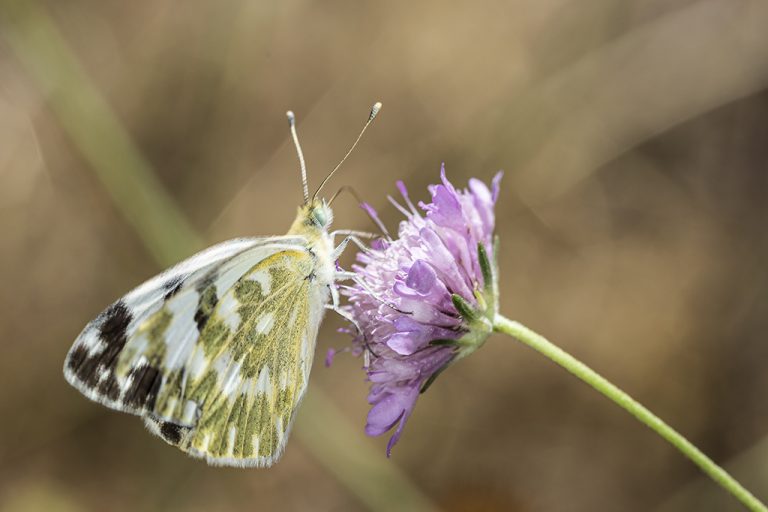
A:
[493,315,767,512]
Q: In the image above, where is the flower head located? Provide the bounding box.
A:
[335,166,502,455]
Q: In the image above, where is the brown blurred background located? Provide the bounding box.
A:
[1,1,767,511]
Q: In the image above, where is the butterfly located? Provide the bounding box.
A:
[63,102,381,467]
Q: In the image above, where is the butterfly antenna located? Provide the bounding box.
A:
[287,110,310,204]
[329,184,364,206]
[313,101,382,200]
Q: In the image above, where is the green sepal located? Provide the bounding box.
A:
[492,236,500,296]
[473,288,488,312]
[452,294,480,322]
[478,242,493,294]
[429,338,462,347]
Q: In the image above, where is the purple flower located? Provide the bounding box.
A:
[335,166,502,455]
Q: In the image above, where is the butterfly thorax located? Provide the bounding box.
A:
[287,199,335,286]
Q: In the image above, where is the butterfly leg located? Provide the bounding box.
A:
[331,234,371,260]
[334,271,410,315]
[325,284,358,331]
[330,229,378,241]
[325,283,378,360]
[332,236,408,313]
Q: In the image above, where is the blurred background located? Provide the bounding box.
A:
[1,1,767,510]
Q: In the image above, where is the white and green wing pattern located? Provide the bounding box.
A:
[64,236,328,467]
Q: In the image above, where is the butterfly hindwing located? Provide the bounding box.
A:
[146,248,322,466]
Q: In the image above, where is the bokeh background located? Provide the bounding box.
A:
[1,1,767,511]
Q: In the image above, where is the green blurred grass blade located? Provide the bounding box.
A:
[0,3,436,511]
[1,0,202,265]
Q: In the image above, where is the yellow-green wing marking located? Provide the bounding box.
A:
[138,249,324,467]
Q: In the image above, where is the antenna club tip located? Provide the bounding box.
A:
[369,101,382,120]
[286,110,296,124]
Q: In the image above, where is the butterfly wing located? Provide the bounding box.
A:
[145,247,327,466]
[64,236,329,467]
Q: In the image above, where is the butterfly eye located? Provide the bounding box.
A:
[311,208,328,228]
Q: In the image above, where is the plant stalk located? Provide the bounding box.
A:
[493,315,766,512]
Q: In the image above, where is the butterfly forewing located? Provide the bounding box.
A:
[64,237,273,414]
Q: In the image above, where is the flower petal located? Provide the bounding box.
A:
[365,390,416,436]
[405,259,437,294]
[386,333,422,355]
[325,348,336,367]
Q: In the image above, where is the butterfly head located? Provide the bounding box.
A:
[289,198,334,236]
[305,198,333,230]
[308,200,333,229]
